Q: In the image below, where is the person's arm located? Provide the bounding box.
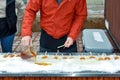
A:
[15,0,25,35]
[64,0,87,48]
[21,0,41,47]
[21,0,41,37]
[68,0,87,41]
[16,0,25,21]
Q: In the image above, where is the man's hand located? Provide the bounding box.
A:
[21,36,32,47]
[64,37,74,48]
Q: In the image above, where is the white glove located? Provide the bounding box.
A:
[21,36,32,47]
[64,37,73,48]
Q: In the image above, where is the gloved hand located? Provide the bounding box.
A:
[64,37,73,48]
[21,36,32,47]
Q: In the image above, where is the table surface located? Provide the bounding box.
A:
[0,53,120,77]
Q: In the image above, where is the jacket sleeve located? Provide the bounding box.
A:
[16,0,25,20]
[68,0,87,41]
[21,0,41,37]
[15,0,25,34]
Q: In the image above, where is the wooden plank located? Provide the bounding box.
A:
[114,77,120,80]
[71,77,78,80]
[39,77,46,80]
[8,77,14,80]
[87,77,94,80]
[98,77,104,80]
[21,77,26,80]
[79,77,87,80]
[24,77,29,80]
[50,77,56,80]
[45,77,51,80]
[29,77,35,80]
[93,77,99,80]
[0,77,3,80]
[3,77,9,80]
[55,77,61,80]
[104,77,114,80]
[14,77,20,80]
[65,77,71,80]
[34,77,40,80]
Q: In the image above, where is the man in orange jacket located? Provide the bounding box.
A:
[21,0,87,52]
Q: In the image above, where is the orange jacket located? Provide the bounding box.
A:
[21,0,87,40]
